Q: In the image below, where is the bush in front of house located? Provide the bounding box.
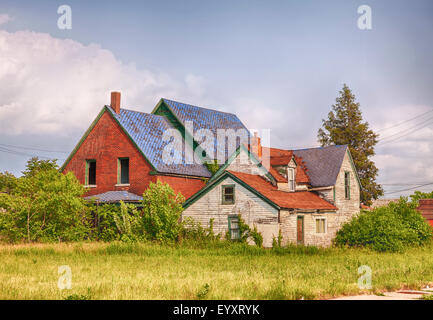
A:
[141,180,185,243]
[334,197,433,252]
[0,158,92,243]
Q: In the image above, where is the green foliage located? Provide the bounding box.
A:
[226,215,263,247]
[0,158,91,243]
[196,283,210,299]
[181,217,221,243]
[410,191,433,206]
[335,198,433,252]
[272,230,283,249]
[317,84,383,205]
[204,159,220,176]
[0,171,17,194]
[141,181,185,243]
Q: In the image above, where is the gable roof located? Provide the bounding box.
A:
[228,171,337,210]
[154,99,250,162]
[292,145,348,187]
[108,107,211,177]
[184,170,336,211]
[61,106,211,178]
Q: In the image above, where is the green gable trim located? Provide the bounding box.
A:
[152,99,211,172]
[60,107,107,172]
[183,170,280,210]
[61,106,158,174]
[346,147,362,189]
[208,144,275,185]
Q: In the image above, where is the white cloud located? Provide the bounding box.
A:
[0,14,12,26]
[0,30,205,136]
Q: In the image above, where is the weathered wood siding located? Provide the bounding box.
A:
[183,176,279,247]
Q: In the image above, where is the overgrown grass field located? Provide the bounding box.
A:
[1,241,433,300]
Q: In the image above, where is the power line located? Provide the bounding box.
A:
[378,114,433,142]
[383,182,433,195]
[0,143,68,153]
[0,146,64,160]
[376,109,433,133]
[378,117,433,146]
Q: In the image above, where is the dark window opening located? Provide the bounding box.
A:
[344,171,350,200]
[87,160,96,185]
[222,185,235,205]
[119,158,130,184]
[228,215,240,240]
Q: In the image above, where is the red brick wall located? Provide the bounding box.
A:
[156,175,205,200]
[63,110,205,199]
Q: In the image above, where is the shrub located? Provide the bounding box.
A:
[141,181,185,243]
[334,198,433,252]
[181,217,221,243]
[0,158,91,243]
[226,215,264,247]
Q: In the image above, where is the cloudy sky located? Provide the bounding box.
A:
[0,0,432,198]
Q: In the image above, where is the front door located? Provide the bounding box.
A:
[297,216,304,245]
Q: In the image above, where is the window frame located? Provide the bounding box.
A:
[288,167,295,192]
[315,217,327,234]
[117,157,130,185]
[222,184,235,205]
[228,215,240,240]
[85,159,96,186]
[344,171,351,200]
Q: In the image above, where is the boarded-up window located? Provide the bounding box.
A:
[288,167,295,192]
[222,185,235,205]
[228,215,240,240]
[344,171,351,199]
[118,158,130,184]
[86,160,96,185]
[316,218,326,233]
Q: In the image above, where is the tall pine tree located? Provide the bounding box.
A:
[318,84,383,206]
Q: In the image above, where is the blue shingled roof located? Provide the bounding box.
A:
[162,99,250,162]
[293,145,348,187]
[108,107,212,177]
[84,191,143,203]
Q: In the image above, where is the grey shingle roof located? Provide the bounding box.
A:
[293,145,348,187]
[162,99,250,162]
[108,107,212,178]
[84,191,143,203]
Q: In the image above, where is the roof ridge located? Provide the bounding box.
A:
[292,144,347,152]
[162,98,238,117]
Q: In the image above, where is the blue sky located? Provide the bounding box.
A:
[0,0,432,197]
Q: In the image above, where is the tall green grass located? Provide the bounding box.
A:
[0,241,432,299]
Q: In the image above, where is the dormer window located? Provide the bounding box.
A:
[288,167,295,192]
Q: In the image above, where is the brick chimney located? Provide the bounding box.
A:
[110,91,121,114]
[251,132,262,159]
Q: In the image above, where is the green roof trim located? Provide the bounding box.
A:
[61,106,158,173]
[60,106,107,172]
[346,147,362,189]
[183,170,280,210]
[208,144,275,184]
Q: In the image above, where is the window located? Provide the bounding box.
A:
[288,167,295,192]
[228,215,240,240]
[316,218,326,233]
[118,158,130,184]
[222,185,235,205]
[344,171,351,199]
[86,160,96,186]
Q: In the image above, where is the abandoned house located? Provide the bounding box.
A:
[62,92,361,247]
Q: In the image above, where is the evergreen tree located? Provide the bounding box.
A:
[318,84,383,205]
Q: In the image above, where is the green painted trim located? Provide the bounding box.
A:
[60,107,107,172]
[183,170,280,210]
[152,98,211,173]
[344,171,351,200]
[85,159,96,185]
[227,215,240,240]
[117,157,129,184]
[208,144,275,184]
[346,147,362,189]
[221,184,235,205]
[333,186,336,202]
